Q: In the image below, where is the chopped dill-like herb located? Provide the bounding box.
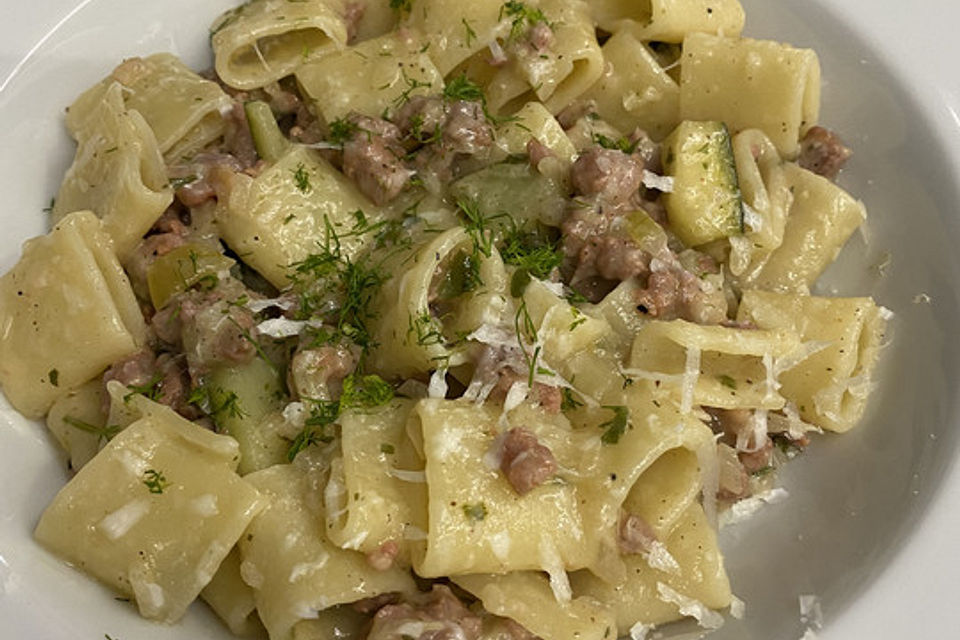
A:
[124,372,164,403]
[292,162,311,193]
[599,405,629,444]
[327,117,359,146]
[560,388,584,412]
[462,502,487,521]
[63,416,122,442]
[499,1,549,40]
[142,469,170,494]
[443,73,485,103]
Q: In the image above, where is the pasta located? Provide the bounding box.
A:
[1,0,889,638]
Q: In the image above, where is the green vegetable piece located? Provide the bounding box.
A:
[621,209,669,256]
[244,100,290,163]
[146,244,235,310]
[661,120,743,247]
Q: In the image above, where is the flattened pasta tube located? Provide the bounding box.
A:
[0,211,146,418]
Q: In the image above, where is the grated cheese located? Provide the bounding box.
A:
[645,541,681,575]
[388,468,427,483]
[642,170,675,193]
[289,555,330,583]
[428,367,449,399]
[680,346,701,414]
[239,560,264,589]
[629,622,653,640]
[656,582,724,630]
[729,594,746,619]
[798,594,823,629]
[720,488,790,527]
[97,499,150,540]
[189,493,219,517]
[539,539,572,603]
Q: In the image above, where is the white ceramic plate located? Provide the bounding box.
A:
[1,1,958,638]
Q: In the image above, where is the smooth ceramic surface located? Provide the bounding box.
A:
[0,1,958,638]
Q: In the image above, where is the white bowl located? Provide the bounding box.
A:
[0,1,957,638]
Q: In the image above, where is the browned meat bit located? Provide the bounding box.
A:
[527,21,554,52]
[395,95,447,144]
[569,234,650,302]
[367,585,483,640]
[222,102,259,169]
[526,138,554,169]
[556,100,596,130]
[570,148,644,205]
[488,368,562,415]
[705,408,773,476]
[288,343,357,401]
[617,511,657,554]
[103,349,157,396]
[634,264,727,325]
[353,592,402,615]
[261,81,302,117]
[179,292,259,378]
[343,1,366,43]
[442,101,494,155]
[366,540,400,571]
[342,114,413,205]
[170,152,245,207]
[102,349,196,418]
[738,437,773,474]
[797,126,852,180]
[500,427,558,495]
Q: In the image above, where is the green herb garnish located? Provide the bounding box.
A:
[599,405,629,444]
[142,469,170,494]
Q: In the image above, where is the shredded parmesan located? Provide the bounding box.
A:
[656,582,724,629]
[244,297,294,313]
[729,594,746,619]
[680,346,701,414]
[645,541,681,575]
[289,555,330,583]
[240,560,264,589]
[132,581,165,617]
[720,488,790,527]
[799,630,819,640]
[489,530,512,562]
[428,367,449,399]
[500,381,529,426]
[256,317,324,338]
[388,468,427,483]
[629,622,653,640]
[641,170,674,193]
[742,202,764,231]
[97,499,150,540]
[539,540,572,603]
[799,594,823,629]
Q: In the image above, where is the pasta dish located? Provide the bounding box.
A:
[0,0,888,638]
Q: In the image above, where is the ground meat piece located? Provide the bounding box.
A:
[568,234,651,302]
[353,592,402,615]
[171,153,246,207]
[555,100,596,130]
[500,427,558,495]
[618,512,657,554]
[738,436,773,474]
[526,138,554,168]
[366,540,400,571]
[367,585,483,640]
[223,102,259,169]
[442,101,493,155]
[262,81,301,116]
[343,1,366,43]
[343,114,413,205]
[570,148,644,204]
[488,368,562,415]
[180,293,259,378]
[527,21,554,52]
[288,344,357,401]
[797,126,851,180]
[395,95,447,144]
[151,302,184,347]
[155,353,201,420]
[103,349,157,394]
[634,263,727,325]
